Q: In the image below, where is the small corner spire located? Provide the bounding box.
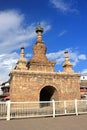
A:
[20,46,25,60]
[15,45,27,70]
[63,51,74,73]
[64,51,69,62]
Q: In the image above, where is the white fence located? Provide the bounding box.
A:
[0,99,87,120]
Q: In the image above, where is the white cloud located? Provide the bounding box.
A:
[25,53,32,58]
[0,10,36,54]
[47,50,64,64]
[0,52,19,83]
[0,10,23,32]
[0,10,51,54]
[41,21,51,32]
[69,52,87,66]
[78,54,86,60]
[50,0,78,14]
[0,10,51,83]
[81,69,87,75]
[58,30,67,37]
[47,48,87,66]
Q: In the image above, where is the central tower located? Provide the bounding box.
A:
[27,24,56,72]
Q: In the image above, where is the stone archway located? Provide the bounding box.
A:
[40,85,58,107]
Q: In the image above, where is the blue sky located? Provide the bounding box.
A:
[0,0,87,83]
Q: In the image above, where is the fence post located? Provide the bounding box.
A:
[52,99,55,118]
[64,101,67,114]
[6,100,11,120]
[75,99,78,116]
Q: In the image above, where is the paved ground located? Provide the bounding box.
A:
[0,115,87,130]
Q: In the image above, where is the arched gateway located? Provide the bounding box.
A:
[40,86,58,107]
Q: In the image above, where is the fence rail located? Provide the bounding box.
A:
[0,99,87,120]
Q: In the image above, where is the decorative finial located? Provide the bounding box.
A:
[35,23,44,42]
[36,23,44,33]
[64,51,69,61]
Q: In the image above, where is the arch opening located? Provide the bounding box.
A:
[40,86,58,107]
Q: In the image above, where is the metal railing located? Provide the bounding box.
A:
[0,99,87,120]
